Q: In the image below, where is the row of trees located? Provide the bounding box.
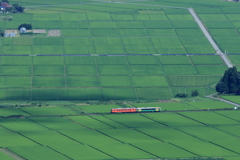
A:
[216,67,240,95]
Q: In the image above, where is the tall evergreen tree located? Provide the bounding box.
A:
[216,67,240,94]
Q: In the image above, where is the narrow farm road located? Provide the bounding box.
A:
[188,8,233,68]
[206,94,240,107]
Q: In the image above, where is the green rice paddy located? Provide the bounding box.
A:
[0,0,239,159]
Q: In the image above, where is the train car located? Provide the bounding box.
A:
[111,107,160,113]
[111,108,136,113]
[136,107,161,112]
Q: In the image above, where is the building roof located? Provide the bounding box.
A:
[9,33,16,37]
[0,2,11,8]
[20,27,26,31]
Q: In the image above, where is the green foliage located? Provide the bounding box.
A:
[191,90,199,97]
[12,4,24,13]
[0,30,4,37]
[2,0,9,3]
[18,23,32,30]
[175,93,188,98]
[216,67,240,94]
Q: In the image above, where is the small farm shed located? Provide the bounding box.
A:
[4,33,9,37]
[10,33,16,37]
[0,6,5,10]
[19,27,27,33]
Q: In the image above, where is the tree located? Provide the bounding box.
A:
[12,4,24,13]
[2,0,9,3]
[216,67,240,94]
[216,81,228,94]
[18,23,32,30]
[0,30,4,37]
[175,93,188,98]
[191,90,199,97]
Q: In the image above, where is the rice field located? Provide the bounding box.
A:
[0,0,240,159]
[0,101,240,159]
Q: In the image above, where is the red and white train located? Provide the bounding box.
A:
[111,107,161,113]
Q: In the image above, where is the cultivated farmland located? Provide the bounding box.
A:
[0,0,240,159]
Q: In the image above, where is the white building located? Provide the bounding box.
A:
[19,27,27,33]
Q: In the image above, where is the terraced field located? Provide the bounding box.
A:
[2,0,239,100]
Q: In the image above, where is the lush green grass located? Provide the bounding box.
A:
[204,22,235,29]
[186,101,235,109]
[216,110,240,121]
[67,116,113,129]
[199,14,228,21]
[144,112,202,126]
[184,44,215,54]
[102,88,137,100]
[130,65,164,75]
[136,88,173,99]
[209,29,240,36]
[159,56,191,65]
[20,130,80,146]
[119,29,148,36]
[138,127,235,157]
[0,77,31,88]
[51,145,112,160]
[9,146,70,160]
[100,128,157,143]
[29,117,86,130]
[215,125,240,137]
[195,65,227,75]
[178,126,240,154]
[180,111,239,125]
[21,107,76,116]
[221,96,240,104]
[167,76,220,87]
[0,108,30,117]
[105,114,165,128]
[76,104,122,113]
[33,66,64,76]
[66,65,97,75]
[163,65,197,75]
[0,118,48,132]
[0,132,39,147]
[32,77,65,88]
[175,29,204,36]
[0,151,15,160]
[132,142,196,158]
[93,143,155,159]
[100,76,133,87]
[98,65,131,75]
[190,56,224,64]
[132,76,169,87]
[132,102,196,111]
[167,14,194,21]
[60,129,121,145]
[228,55,240,65]
[147,29,177,36]
[66,76,99,87]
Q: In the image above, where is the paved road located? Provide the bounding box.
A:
[188,8,233,68]
[206,94,240,108]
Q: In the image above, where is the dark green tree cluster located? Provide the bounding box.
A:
[6,4,24,13]
[18,24,32,30]
[0,30,4,37]
[216,67,240,94]
[2,0,9,3]
[2,0,25,13]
